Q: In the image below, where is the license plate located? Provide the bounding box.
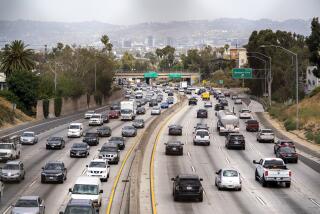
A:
[186,186,192,190]
[234,142,239,144]
[49,177,54,180]
[276,177,281,180]
[172,148,177,151]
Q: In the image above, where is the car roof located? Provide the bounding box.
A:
[229,133,244,136]
[67,199,93,206]
[261,128,273,131]
[70,123,82,126]
[6,160,21,165]
[90,159,107,163]
[167,141,182,145]
[23,131,34,134]
[75,176,101,185]
[177,174,200,179]
[18,196,39,200]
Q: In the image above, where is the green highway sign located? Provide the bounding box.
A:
[144,71,158,78]
[168,73,182,79]
[232,68,253,79]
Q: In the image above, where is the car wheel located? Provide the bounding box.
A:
[255,170,259,181]
[41,178,45,184]
[262,177,267,187]
[173,194,179,202]
[295,159,298,164]
[242,146,245,150]
[285,182,291,188]
[238,187,242,191]
[199,194,203,202]
[16,152,20,159]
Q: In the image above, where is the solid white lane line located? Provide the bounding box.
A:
[309,198,320,208]
[187,152,191,159]
[255,196,267,206]
[191,166,196,172]
[29,179,37,187]
[3,206,10,214]
[225,157,230,164]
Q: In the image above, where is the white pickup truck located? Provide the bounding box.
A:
[253,158,291,188]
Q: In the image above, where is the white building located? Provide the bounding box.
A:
[0,72,6,90]
[305,66,320,94]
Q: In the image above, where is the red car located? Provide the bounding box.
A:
[246,119,259,132]
[108,110,119,119]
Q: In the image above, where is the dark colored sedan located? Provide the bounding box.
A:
[214,103,224,111]
[172,174,203,202]
[189,98,197,105]
[83,132,99,146]
[220,99,228,107]
[102,113,109,123]
[133,119,145,129]
[137,107,146,115]
[168,125,183,136]
[46,136,65,150]
[246,119,259,132]
[197,109,208,118]
[122,126,137,137]
[225,133,245,150]
[165,141,184,155]
[70,143,90,158]
[108,110,120,119]
[109,137,125,150]
[41,161,67,183]
[276,147,298,163]
[161,102,169,109]
[97,126,112,137]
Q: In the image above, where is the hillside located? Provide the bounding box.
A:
[0,97,33,128]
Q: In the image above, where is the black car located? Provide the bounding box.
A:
[110,103,120,111]
[41,161,67,183]
[102,113,109,123]
[122,126,137,137]
[219,99,228,107]
[61,199,96,214]
[97,126,112,137]
[214,103,224,111]
[137,107,146,115]
[46,136,65,150]
[168,125,183,136]
[197,109,208,118]
[99,143,120,164]
[83,132,99,146]
[149,99,158,107]
[168,91,174,96]
[109,137,125,150]
[172,174,203,202]
[133,119,145,128]
[70,143,90,158]
[197,88,206,95]
[165,141,183,155]
[276,146,298,163]
[225,133,245,150]
[188,97,197,105]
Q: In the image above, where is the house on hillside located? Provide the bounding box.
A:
[0,73,6,90]
[229,48,247,68]
[305,66,319,94]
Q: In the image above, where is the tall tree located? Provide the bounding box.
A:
[306,17,320,78]
[100,34,113,54]
[0,40,35,77]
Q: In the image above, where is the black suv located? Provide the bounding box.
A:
[225,133,245,150]
[109,137,125,150]
[46,136,65,150]
[168,125,183,136]
[97,126,112,137]
[83,132,99,146]
[188,97,197,105]
[41,161,67,183]
[197,109,208,118]
[60,199,96,214]
[137,107,146,115]
[214,103,224,111]
[165,141,184,155]
[70,143,90,158]
[172,174,204,202]
[149,99,158,107]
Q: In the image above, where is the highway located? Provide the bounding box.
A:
[152,93,320,214]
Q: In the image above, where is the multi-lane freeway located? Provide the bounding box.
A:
[1,86,320,214]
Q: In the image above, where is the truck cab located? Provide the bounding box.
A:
[120,101,137,121]
[0,136,21,161]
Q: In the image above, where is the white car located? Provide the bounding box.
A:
[151,107,161,115]
[257,129,275,143]
[204,102,213,108]
[84,110,95,119]
[20,131,38,145]
[67,123,83,138]
[86,159,110,182]
[193,129,210,146]
[234,99,242,104]
[89,114,103,126]
[215,168,242,191]
[239,108,251,119]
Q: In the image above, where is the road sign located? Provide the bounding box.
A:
[144,71,158,78]
[232,68,253,79]
[168,73,182,79]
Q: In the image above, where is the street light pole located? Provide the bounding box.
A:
[247,55,267,94]
[260,44,299,129]
[94,62,97,92]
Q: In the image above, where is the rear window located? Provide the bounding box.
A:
[179,178,200,185]
[85,133,97,137]
[262,129,273,133]
[279,147,296,153]
[223,170,238,177]
[196,131,209,136]
[247,120,258,124]
[230,135,244,140]
[263,160,286,169]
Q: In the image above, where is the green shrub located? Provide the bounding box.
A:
[305,131,314,141]
[54,97,62,117]
[284,118,296,131]
[315,132,320,144]
[43,99,49,118]
[309,86,320,97]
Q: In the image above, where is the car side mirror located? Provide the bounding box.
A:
[181,143,184,145]
[164,143,167,145]
[99,190,103,193]
[171,178,175,181]
[40,204,44,208]
[215,171,219,175]
[86,165,88,167]
[41,167,44,170]
[107,166,110,168]
[69,188,72,192]
[59,212,64,214]
[98,149,101,151]
[253,160,258,164]
[118,150,120,152]
[200,178,203,181]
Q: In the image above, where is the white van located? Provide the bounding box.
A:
[67,123,84,138]
[69,176,103,207]
[89,114,103,126]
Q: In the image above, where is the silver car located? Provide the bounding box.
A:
[0,160,25,182]
[20,132,38,145]
[12,196,45,214]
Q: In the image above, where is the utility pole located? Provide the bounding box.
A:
[94,62,97,92]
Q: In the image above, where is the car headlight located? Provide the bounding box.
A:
[56,173,63,176]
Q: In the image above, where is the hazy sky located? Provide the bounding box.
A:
[0,0,319,25]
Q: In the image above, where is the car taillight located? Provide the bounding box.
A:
[264,171,268,176]
[289,171,292,177]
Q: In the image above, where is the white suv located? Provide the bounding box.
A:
[193,129,210,146]
[67,123,83,138]
[239,108,251,119]
[89,114,103,126]
[257,129,275,143]
[86,159,110,182]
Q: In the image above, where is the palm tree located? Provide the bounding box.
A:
[100,35,113,54]
[0,40,35,76]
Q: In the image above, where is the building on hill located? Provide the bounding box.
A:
[305,66,320,94]
[229,48,247,68]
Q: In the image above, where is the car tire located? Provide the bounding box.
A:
[285,182,291,188]
[173,195,179,202]
[199,194,203,202]
[41,178,45,184]
[16,152,20,159]
[262,177,267,187]
[295,159,298,164]
[238,187,242,191]
[255,170,259,181]
[242,146,245,150]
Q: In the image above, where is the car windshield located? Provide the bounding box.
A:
[89,161,106,168]
[73,143,86,148]
[279,147,296,153]
[22,133,34,137]
[69,125,80,129]
[110,137,123,141]
[85,133,97,137]
[101,146,118,152]
[124,126,134,130]
[196,131,209,136]
[121,109,132,114]
[223,170,238,177]
[15,199,38,207]
[0,144,13,149]
[230,135,244,140]
[241,110,250,113]
[263,160,286,169]
[262,129,273,133]
[72,184,98,195]
[86,111,94,114]
[3,164,19,170]
[179,178,200,186]
[44,163,63,170]
[91,115,100,119]
[64,207,92,214]
[48,137,61,141]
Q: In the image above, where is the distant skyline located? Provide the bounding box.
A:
[0,0,319,25]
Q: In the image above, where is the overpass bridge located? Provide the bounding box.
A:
[114,71,200,84]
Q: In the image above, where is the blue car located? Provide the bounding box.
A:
[161,102,169,109]
[167,98,174,104]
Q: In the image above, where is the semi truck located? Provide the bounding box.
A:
[120,101,137,121]
[216,110,239,135]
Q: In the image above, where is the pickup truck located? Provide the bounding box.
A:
[253,158,291,188]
